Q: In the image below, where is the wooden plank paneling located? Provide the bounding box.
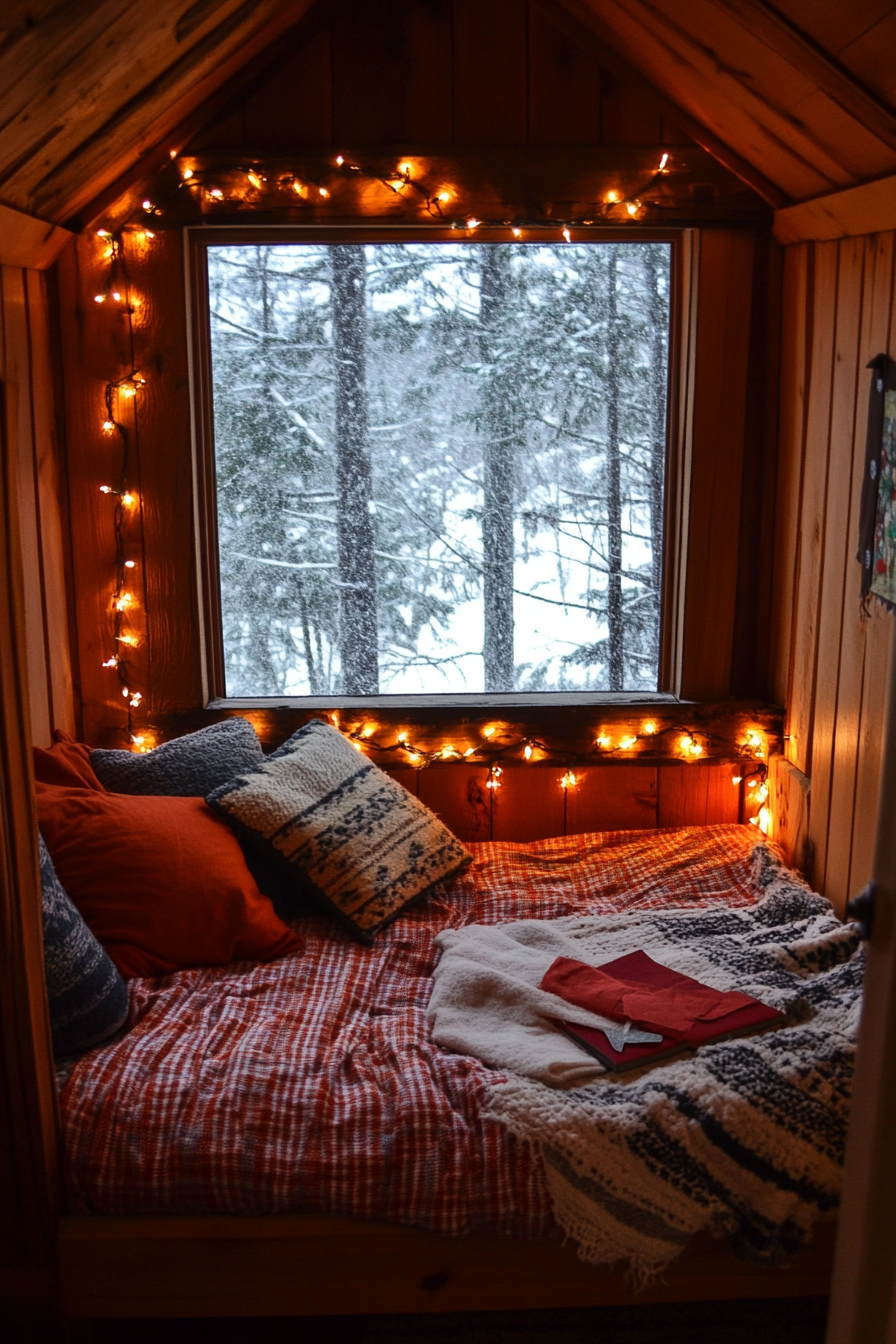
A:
[490,766,566,841]
[785,240,838,777]
[417,764,492,842]
[769,244,810,708]
[0,378,61,1317]
[24,268,75,739]
[527,5,601,144]
[332,0,453,147]
[679,229,755,699]
[452,0,528,145]
[242,25,333,150]
[656,761,741,827]
[1,266,50,745]
[565,765,657,833]
[772,229,896,913]
[806,236,865,893]
[828,234,895,909]
[768,753,810,875]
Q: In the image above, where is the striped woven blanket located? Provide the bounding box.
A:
[487,847,863,1281]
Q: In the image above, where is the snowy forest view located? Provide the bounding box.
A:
[208,240,671,697]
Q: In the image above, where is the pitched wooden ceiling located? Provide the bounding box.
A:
[1,0,894,227]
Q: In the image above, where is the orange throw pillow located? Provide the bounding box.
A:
[36,784,301,979]
[34,729,105,792]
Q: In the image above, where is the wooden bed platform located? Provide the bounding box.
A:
[57,1214,836,1318]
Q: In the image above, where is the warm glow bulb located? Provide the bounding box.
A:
[642,720,658,735]
[562,227,571,242]
[99,485,113,494]
[399,162,412,176]
[512,227,522,238]
[732,774,743,785]
[606,190,619,204]
[121,491,136,506]
[130,692,142,707]
[102,656,118,668]
[595,735,611,750]
[397,731,408,744]
[336,155,345,166]
[182,167,193,179]
[560,771,578,790]
[208,188,223,200]
[103,419,115,432]
[466,218,481,230]
[437,191,451,203]
[523,743,533,760]
[486,766,503,790]
[115,592,133,611]
[626,201,639,217]
[247,171,263,190]
[408,752,422,766]
[659,153,669,171]
[94,294,106,303]
[142,199,152,210]
[124,559,136,569]
[318,187,330,198]
[619,735,637,751]
[482,725,496,739]
[758,805,771,835]
[97,229,110,239]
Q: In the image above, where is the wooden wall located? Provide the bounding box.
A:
[770,230,896,914]
[186,0,694,157]
[0,263,75,747]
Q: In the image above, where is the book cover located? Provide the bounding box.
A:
[551,949,784,1073]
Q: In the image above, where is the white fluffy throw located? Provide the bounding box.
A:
[429,920,660,1086]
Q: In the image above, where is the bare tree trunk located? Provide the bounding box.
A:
[479,245,515,692]
[330,245,379,694]
[644,248,667,670]
[605,248,624,690]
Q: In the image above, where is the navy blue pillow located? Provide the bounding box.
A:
[90,718,264,797]
[40,835,129,1058]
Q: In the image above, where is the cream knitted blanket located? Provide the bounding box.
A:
[484,847,863,1282]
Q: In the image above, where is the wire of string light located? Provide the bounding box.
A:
[94,227,151,748]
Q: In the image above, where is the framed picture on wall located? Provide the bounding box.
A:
[859,354,896,615]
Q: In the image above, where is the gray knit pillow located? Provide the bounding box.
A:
[91,718,264,797]
[206,720,471,942]
[40,835,129,1058]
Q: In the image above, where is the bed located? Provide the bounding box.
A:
[55,821,852,1318]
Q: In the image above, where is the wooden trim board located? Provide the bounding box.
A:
[57,1213,836,1319]
[0,203,72,270]
[774,175,896,245]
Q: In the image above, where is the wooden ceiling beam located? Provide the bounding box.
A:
[708,0,896,153]
[0,0,316,225]
[565,0,896,201]
[550,0,790,206]
[773,171,896,244]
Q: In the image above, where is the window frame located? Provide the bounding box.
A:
[186,224,690,711]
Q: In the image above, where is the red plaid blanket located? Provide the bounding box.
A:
[61,824,762,1230]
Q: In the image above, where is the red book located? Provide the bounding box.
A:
[548,950,785,1073]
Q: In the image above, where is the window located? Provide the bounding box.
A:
[204,238,672,700]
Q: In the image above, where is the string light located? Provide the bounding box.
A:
[93,228,148,748]
[642,719,658,736]
[560,771,579,790]
[486,765,503,790]
[170,153,672,231]
[619,735,638,751]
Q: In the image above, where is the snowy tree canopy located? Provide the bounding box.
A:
[208,240,670,697]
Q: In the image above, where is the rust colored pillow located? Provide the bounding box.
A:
[34,730,105,792]
[36,784,301,979]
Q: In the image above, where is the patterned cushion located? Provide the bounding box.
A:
[39,834,129,1058]
[206,720,471,942]
[90,718,263,797]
